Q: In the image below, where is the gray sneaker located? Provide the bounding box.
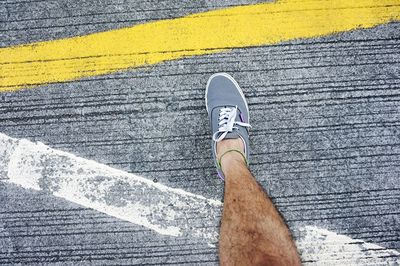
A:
[205,73,251,180]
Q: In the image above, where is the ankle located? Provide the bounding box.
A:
[217,138,246,173]
[217,138,244,157]
[220,151,247,173]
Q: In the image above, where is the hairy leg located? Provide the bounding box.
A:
[218,139,301,266]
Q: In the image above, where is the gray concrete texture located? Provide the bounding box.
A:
[1,0,400,264]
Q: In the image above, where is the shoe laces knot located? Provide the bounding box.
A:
[212,106,251,142]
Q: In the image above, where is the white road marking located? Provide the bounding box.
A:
[0,133,222,239]
[1,132,399,264]
[297,226,400,265]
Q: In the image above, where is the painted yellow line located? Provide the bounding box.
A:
[1,0,400,91]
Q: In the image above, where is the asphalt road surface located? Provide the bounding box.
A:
[1,0,400,265]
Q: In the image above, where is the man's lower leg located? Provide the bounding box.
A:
[218,139,301,266]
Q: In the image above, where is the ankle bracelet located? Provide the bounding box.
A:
[217,149,248,169]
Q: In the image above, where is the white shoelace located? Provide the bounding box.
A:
[212,106,251,142]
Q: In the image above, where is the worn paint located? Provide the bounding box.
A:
[1,132,399,264]
[0,133,222,239]
[298,226,400,265]
[1,0,400,90]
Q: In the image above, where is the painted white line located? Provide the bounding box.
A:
[0,133,222,240]
[1,132,399,264]
[297,226,400,265]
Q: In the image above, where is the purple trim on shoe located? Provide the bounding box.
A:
[217,171,225,181]
[239,112,245,123]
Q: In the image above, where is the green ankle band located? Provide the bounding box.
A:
[217,149,248,169]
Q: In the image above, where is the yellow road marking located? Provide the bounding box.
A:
[1,0,400,91]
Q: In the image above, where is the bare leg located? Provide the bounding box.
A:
[218,139,301,266]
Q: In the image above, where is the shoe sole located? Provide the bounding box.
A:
[205,73,250,123]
